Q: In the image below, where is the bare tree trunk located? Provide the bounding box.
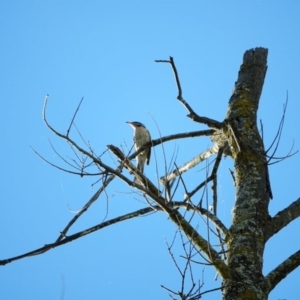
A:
[222,48,270,300]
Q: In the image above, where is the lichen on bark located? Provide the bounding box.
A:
[222,48,270,300]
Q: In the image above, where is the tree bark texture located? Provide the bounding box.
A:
[222,48,270,300]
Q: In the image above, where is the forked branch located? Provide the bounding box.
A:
[155,57,222,129]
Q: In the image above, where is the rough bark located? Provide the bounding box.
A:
[222,48,270,300]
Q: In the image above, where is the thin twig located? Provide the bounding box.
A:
[30,146,99,176]
[55,171,117,242]
[66,97,84,137]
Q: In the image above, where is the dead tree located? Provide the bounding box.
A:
[1,47,299,300]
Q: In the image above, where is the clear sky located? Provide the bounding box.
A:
[1,1,300,299]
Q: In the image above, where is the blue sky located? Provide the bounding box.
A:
[1,1,300,299]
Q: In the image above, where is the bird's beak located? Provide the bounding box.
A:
[126,121,134,126]
[126,121,134,129]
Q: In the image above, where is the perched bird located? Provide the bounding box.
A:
[126,121,151,181]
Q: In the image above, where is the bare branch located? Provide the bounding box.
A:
[267,141,298,165]
[210,147,227,269]
[187,175,214,201]
[264,249,300,293]
[0,206,157,266]
[266,197,300,241]
[30,146,98,176]
[55,171,117,242]
[49,139,82,170]
[165,238,184,277]
[66,97,84,137]
[43,96,130,184]
[211,147,224,215]
[172,202,228,239]
[265,95,288,157]
[160,144,219,185]
[155,57,222,129]
[196,286,222,298]
[163,229,204,300]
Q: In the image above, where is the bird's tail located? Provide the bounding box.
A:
[134,162,144,183]
[137,161,144,174]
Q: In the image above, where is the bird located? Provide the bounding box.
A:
[126,121,151,182]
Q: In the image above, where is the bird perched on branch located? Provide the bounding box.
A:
[126,121,151,182]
